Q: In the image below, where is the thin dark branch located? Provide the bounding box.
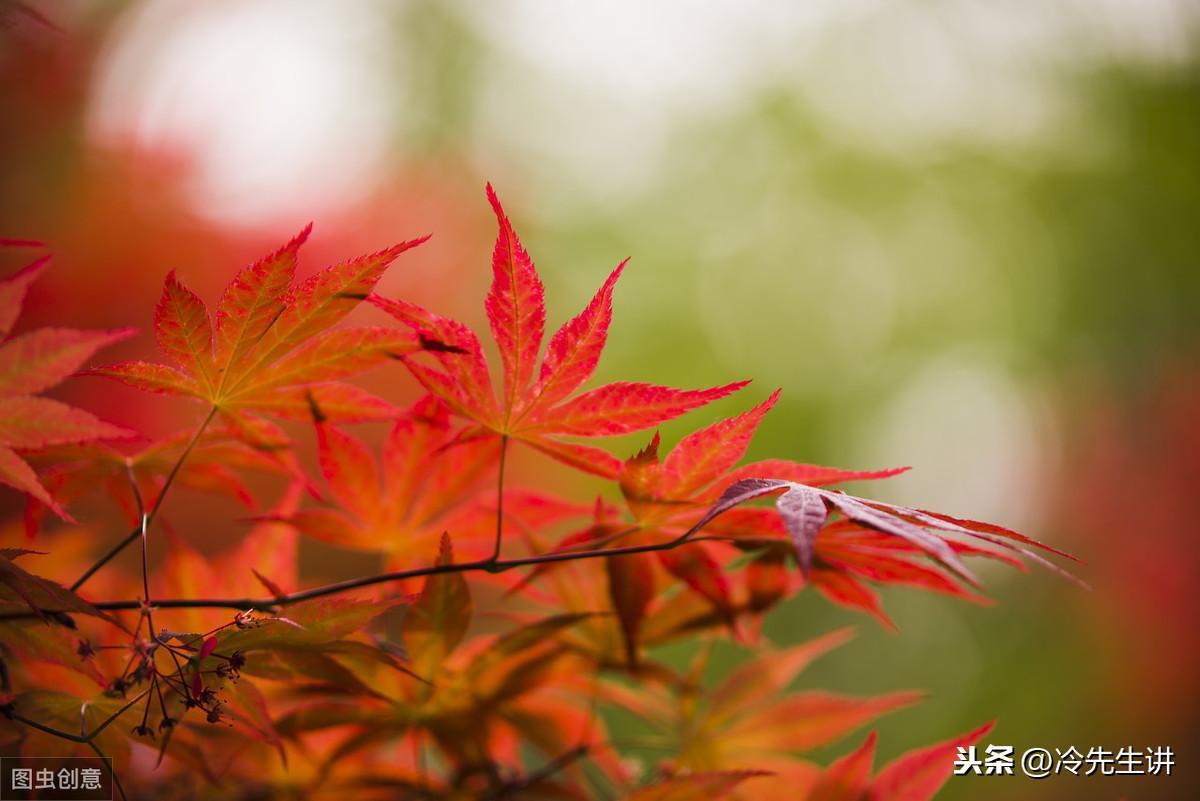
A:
[8,681,147,787]
[0,520,722,619]
[483,744,589,800]
[7,711,88,742]
[71,524,142,594]
[87,739,127,801]
[71,405,219,592]
[125,462,155,635]
[84,689,152,742]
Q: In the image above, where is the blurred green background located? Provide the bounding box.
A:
[2,1,1197,798]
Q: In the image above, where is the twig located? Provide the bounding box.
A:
[483,744,589,800]
[85,689,152,741]
[4,688,148,745]
[124,462,155,635]
[87,739,127,801]
[71,406,219,592]
[0,520,725,619]
[7,711,87,742]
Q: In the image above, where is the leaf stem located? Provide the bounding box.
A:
[84,689,152,741]
[4,689,149,746]
[122,462,156,637]
[489,435,509,562]
[71,405,219,592]
[6,711,88,742]
[87,739,128,801]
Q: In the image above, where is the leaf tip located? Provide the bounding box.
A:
[294,221,314,245]
[631,430,661,461]
[379,234,432,262]
[485,181,502,216]
[972,720,998,740]
[436,531,454,565]
[304,389,326,424]
[13,253,52,275]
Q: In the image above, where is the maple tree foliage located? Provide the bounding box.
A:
[0,258,134,520]
[0,188,1081,800]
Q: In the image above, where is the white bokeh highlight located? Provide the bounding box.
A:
[88,0,399,228]
[856,353,1052,531]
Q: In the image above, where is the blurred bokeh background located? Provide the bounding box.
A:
[1,1,1197,798]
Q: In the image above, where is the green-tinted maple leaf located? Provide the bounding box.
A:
[217,596,408,655]
[87,228,431,431]
[623,771,772,801]
[404,533,472,682]
[6,689,132,762]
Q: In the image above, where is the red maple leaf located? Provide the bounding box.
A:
[369,185,747,478]
[0,258,135,519]
[508,391,909,657]
[809,721,995,801]
[88,226,432,438]
[286,395,503,569]
[719,519,1020,630]
[23,427,305,536]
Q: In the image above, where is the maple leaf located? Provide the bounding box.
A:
[0,619,107,685]
[510,392,909,657]
[607,543,658,667]
[5,690,134,764]
[0,549,116,623]
[721,520,1013,629]
[0,258,135,519]
[404,532,472,683]
[231,601,408,654]
[369,184,747,478]
[614,631,920,801]
[88,227,432,433]
[809,722,994,801]
[624,770,772,800]
[23,428,305,536]
[693,477,1083,591]
[170,595,408,765]
[285,395,502,568]
[276,606,600,785]
[808,731,878,801]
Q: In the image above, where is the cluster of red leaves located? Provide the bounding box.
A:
[0,190,1077,800]
[0,257,134,519]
